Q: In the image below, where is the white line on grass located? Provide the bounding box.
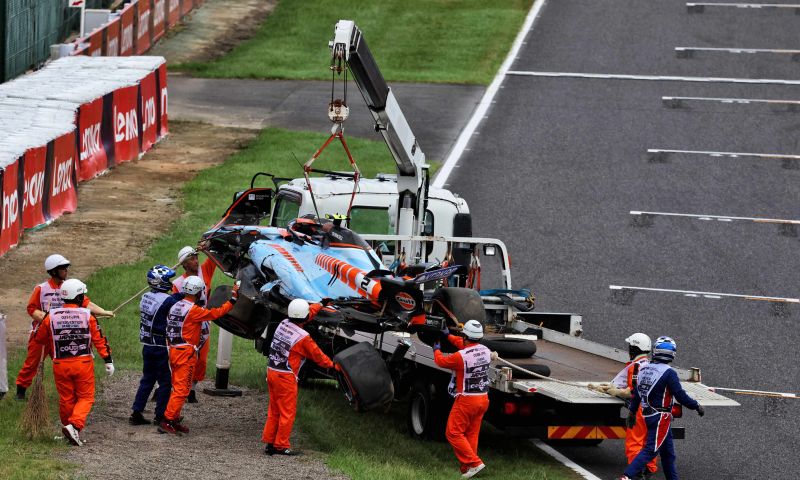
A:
[432,0,548,189]
[531,440,603,480]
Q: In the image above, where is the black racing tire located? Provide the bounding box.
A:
[407,379,449,440]
[480,337,537,359]
[431,287,486,326]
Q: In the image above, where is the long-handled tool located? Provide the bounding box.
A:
[111,262,181,314]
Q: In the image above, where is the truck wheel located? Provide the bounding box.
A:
[407,380,448,440]
[480,337,537,359]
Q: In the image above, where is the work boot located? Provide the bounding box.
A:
[172,420,190,433]
[152,415,164,426]
[62,424,83,446]
[128,411,150,426]
[462,463,485,478]
[264,444,275,456]
[158,420,180,435]
[272,448,301,456]
[15,385,26,401]
[188,390,198,403]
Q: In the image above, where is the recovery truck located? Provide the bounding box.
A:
[204,19,739,442]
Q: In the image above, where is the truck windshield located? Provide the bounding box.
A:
[349,206,392,234]
[272,194,300,227]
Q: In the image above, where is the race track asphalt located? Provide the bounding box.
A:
[446,1,800,478]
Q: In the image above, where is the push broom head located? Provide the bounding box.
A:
[20,361,49,439]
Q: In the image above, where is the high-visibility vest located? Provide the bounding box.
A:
[448,343,491,396]
[268,319,308,378]
[139,291,170,347]
[39,281,64,312]
[166,299,193,347]
[49,307,92,360]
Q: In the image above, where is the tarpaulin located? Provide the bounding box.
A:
[78,97,108,181]
[152,0,167,43]
[182,0,194,17]
[157,63,169,137]
[21,147,48,229]
[88,28,104,57]
[120,4,136,56]
[46,132,78,220]
[167,0,181,28]
[111,85,140,164]
[139,71,159,153]
[136,0,152,55]
[0,159,22,255]
[105,17,121,56]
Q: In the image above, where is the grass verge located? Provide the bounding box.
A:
[1,127,576,479]
[177,0,533,84]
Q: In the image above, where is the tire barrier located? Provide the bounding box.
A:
[0,56,168,258]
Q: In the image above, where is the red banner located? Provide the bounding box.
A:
[105,17,120,56]
[157,63,169,137]
[78,98,108,181]
[139,72,159,153]
[0,159,22,255]
[135,0,152,55]
[181,0,193,16]
[152,0,166,43]
[22,147,47,229]
[47,132,78,220]
[167,0,180,28]
[119,3,135,56]
[112,85,141,164]
[88,28,103,57]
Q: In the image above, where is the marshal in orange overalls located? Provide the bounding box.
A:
[434,340,492,473]
[262,305,332,451]
[33,303,111,430]
[173,257,217,385]
[615,355,658,475]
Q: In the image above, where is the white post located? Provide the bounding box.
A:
[203,328,242,397]
[0,314,8,398]
[68,1,86,37]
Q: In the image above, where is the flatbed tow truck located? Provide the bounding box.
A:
[204,19,739,443]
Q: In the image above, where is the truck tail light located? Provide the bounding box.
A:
[503,402,518,415]
[519,404,533,416]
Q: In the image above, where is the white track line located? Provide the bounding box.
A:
[662,96,800,107]
[531,440,603,480]
[647,148,800,161]
[676,46,800,56]
[505,70,800,85]
[687,2,800,12]
[609,285,800,303]
[630,210,800,225]
[708,386,799,399]
[432,0,548,188]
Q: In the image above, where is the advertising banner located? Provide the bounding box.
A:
[152,0,166,43]
[119,3,136,56]
[167,0,180,28]
[0,160,22,255]
[157,63,169,137]
[88,28,103,57]
[111,85,140,164]
[78,97,108,181]
[181,0,194,17]
[105,17,121,56]
[139,71,159,153]
[21,147,48,229]
[47,132,78,220]
[135,0,152,55]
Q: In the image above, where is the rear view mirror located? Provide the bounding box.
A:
[483,244,497,256]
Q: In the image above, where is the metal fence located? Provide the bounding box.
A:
[1,0,113,82]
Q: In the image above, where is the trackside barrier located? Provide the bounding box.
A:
[63,0,203,59]
[0,56,168,258]
[0,314,7,397]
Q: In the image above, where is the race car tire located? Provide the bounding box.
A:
[431,287,486,326]
[480,337,537,359]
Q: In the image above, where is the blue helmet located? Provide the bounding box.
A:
[652,336,677,363]
[147,264,176,292]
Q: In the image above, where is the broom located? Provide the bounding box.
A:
[20,351,49,439]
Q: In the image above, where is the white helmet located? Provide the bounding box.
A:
[45,254,70,272]
[60,279,87,301]
[625,332,652,352]
[181,275,205,295]
[178,246,198,265]
[462,319,484,340]
[288,299,310,320]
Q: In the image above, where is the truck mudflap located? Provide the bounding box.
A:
[513,380,740,406]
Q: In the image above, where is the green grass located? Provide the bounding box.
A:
[177,0,533,84]
[1,127,575,479]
